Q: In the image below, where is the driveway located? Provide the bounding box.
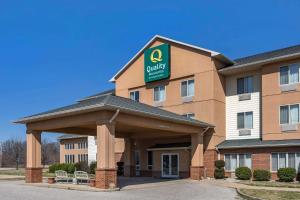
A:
[0,179,239,200]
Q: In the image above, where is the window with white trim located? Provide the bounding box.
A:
[237,76,253,94]
[181,79,194,97]
[237,112,253,129]
[154,86,165,102]
[271,152,300,172]
[225,154,252,171]
[65,154,75,163]
[280,64,300,85]
[130,91,140,102]
[280,104,300,125]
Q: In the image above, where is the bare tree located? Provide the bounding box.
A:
[1,138,26,169]
[42,139,60,166]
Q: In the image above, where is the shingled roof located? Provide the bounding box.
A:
[217,139,300,149]
[219,44,300,73]
[15,93,213,128]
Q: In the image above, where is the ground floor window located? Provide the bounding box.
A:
[147,151,153,170]
[65,154,75,163]
[224,153,252,171]
[78,154,88,163]
[271,152,300,172]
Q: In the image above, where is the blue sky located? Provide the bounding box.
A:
[0,0,300,141]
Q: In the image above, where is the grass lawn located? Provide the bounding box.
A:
[240,189,300,200]
[240,180,300,188]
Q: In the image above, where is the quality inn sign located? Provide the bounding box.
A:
[144,43,170,83]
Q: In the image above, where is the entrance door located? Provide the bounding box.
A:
[135,151,141,176]
[161,153,179,178]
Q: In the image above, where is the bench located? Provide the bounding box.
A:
[74,171,89,184]
[55,170,73,183]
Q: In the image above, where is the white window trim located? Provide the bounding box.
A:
[279,64,300,86]
[153,85,166,102]
[129,90,140,102]
[270,152,300,172]
[181,79,195,97]
[224,153,252,172]
[279,103,300,125]
[237,112,253,130]
[237,76,254,94]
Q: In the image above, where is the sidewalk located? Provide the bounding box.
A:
[0,175,25,181]
[203,179,300,192]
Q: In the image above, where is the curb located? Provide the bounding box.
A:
[236,188,263,200]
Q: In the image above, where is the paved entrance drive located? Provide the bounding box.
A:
[0,179,238,200]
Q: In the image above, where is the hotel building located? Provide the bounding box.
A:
[15,35,300,188]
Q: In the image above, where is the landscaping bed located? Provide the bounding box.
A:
[239,188,300,200]
[240,180,300,188]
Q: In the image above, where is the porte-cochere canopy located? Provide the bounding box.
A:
[15,92,213,189]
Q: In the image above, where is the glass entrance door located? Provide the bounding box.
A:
[161,154,179,178]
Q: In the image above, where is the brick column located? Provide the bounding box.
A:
[26,130,42,183]
[190,132,204,180]
[123,138,135,177]
[95,123,117,189]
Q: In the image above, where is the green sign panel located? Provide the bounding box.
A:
[144,43,170,83]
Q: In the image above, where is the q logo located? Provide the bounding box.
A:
[150,49,163,63]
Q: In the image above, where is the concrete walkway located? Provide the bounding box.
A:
[0,174,25,180]
[0,179,238,200]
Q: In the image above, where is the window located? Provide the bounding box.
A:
[280,64,300,85]
[182,113,195,119]
[181,79,194,97]
[225,154,252,171]
[130,91,140,102]
[237,112,253,129]
[65,154,75,163]
[280,104,299,125]
[147,151,153,170]
[154,86,165,102]
[237,76,253,94]
[271,153,300,172]
[65,143,74,150]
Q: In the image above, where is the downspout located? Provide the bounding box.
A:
[109,109,120,123]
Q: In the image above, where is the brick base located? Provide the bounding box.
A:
[25,168,43,183]
[124,165,135,177]
[140,170,152,177]
[190,166,205,180]
[95,169,117,189]
[204,149,217,178]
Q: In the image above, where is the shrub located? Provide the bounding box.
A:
[214,168,225,179]
[75,162,90,172]
[48,163,75,174]
[89,161,97,174]
[215,160,225,168]
[235,167,252,180]
[277,168,296,182]
[253,169,271,181]
[214,160,225,179]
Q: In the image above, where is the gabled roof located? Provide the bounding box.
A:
[217,139,300,149]
[14,93,213,128]
[219,44,300,73]
[110,35,233,82]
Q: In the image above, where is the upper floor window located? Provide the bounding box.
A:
[237,76,253,94]
[130,91,140,102]
[280,64,300,85]
[280,104,299,125]
[182,113,195,119]
[237,112,253,129]
[65,143,74,150]
[181,79,194,97]
[154,86,165,102]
